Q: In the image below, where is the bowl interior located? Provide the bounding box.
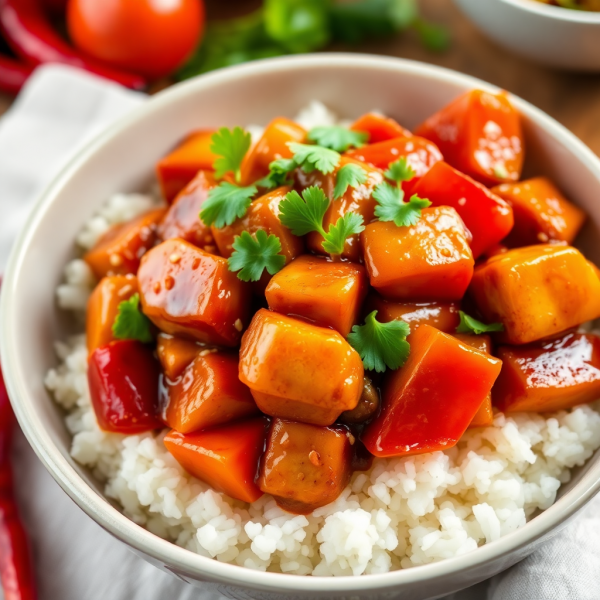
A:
[3,54,600,596]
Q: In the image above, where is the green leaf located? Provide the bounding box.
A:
[322,212,365,255]
[279,187,329,236]
[228,230,286,282]
[333,163,368,200]
[412,18,451,52]
[288,142,340,175]
[264,0,331,53]
[210,127,252,183]
[199,182,257,228]
[112,294,153,344]
[385,157,416,184]
[255,158,297,189]
[347,310,410,373]
[307,126,368,152]
[456,311,504,336]
[373,183,431,227]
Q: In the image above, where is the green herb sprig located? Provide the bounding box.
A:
[112,294,153,344]
[456,311,504,336]
[228,230,286,282]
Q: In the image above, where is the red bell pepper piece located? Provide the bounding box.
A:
[0,0,146,89]
[349,113,412,143]
[164,417,269,503]
[362,325,502,457]
[0,55,33,95]
[411,161,514,259]
[415,89,524,186]
[88,340,162,433]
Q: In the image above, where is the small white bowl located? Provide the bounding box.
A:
[454,0,600,71]
[3,54,600,600]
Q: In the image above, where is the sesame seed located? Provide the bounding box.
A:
[169,253,181,264]
[109,254,123,266]
[234,319,243,332]
[309,450,321,467]
[199,348,218,357]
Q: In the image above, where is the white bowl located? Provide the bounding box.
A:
[3,54,600,600]
[454,0,600,71]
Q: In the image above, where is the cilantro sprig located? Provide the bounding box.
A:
[228,230,286,282]
[307,126,368,152]
[210,127,252,183]
[347,310,410,373]
[333,163,367,200]
[199,182,257,228]
[112,293,153,343]
[385,158,416,184]
[288,142,340,175]
[279,186,364,256]
[255,158,296,190]
[373,184,431,227]
[456,311,504,336]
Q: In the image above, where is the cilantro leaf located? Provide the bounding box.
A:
[279,187,329,236]
[255,158,297,189]
[385,157,416,184]
[228,230,286,282]
[307,126,368,152]
[373,182,431,227]
[333,163,368,200]
[210,127,252,183]
[112,293,153,344]
[347,310,410,373]
[199,182,257,228]
[456,311,504,336]
[288,142,340,175]
[322,212,365,255]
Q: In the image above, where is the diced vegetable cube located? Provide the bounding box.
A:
[454,334,494,428]
[362,325,502,457]
[493,333,600,413]
[411,161,514,259]
[258,419,353,514]
[365,293,460,335]
[138,239,251,346]
[361,206,474,301]
[83,208,166,279]
[156,333,203,380]
[88,340,162,433]
[265,255,368,336]
[345,135,442,193]
[156,130,217,203]
[415,89,524,186]
[340,376,380,424]
[306,157,384,262]
[211,186,304,263]
[240,117,306,185]
[492,177,586,247]
[350,112,412,143]
[164,417,269,503]
[469,245,600,345]
[239,309,364,426]
[157,170,219,253]
[163,351,258,433]
[86,275,138,356]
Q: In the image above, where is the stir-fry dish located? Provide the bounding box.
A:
[533,0,600,10]
[48,90,600,574]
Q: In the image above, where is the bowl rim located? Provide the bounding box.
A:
[499,0,600,22]
[3,52,600,594]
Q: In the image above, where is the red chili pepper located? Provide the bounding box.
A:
[0,364,37,600]
[0,0,146,90]
[0,55,33,95]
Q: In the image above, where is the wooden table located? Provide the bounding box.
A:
[1,0,599,155]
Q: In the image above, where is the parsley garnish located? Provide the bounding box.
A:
[210,126,252,183]
[347,310,410,373]
[112,293,153,343]
[279,187,364,256]
[385,157,416,184]
[255,158,296,190]
[373,183,431,227]
[333,163,367,200]
[228,230,286,282]
[307,126,368,152]
[288,142,340,175]
[199,182,257,228]
[456,311,504,336]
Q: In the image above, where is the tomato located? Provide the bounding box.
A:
[66,0,205,80]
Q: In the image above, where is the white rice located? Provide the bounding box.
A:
[44,102,600,576]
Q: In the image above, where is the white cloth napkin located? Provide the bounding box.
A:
[1,63,599,600]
